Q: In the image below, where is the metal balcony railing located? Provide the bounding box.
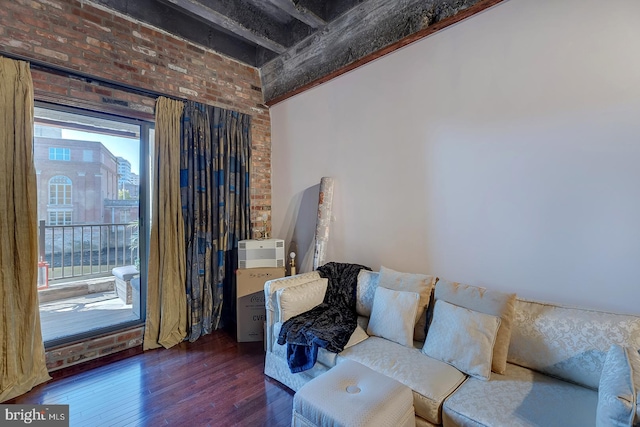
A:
[38,220,139,282]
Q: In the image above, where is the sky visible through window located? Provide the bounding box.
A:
[61,129,140,174]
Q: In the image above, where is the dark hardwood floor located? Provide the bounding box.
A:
[8,329,294,426]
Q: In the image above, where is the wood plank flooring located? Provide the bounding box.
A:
[7,329,294,427]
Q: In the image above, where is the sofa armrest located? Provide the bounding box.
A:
[264,271,321,352]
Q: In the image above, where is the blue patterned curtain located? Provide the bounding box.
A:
[180,101,251,341]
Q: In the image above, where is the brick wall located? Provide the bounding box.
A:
[46,327,144,371]
[0,0,272,369]
[0,0,272,236]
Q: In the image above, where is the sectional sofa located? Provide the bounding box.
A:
[264,267,640,426]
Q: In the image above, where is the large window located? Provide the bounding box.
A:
[35,103,152,346]
[48,175,72,206]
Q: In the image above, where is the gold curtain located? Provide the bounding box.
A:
[143,97,187,350]
[0,56,51,402]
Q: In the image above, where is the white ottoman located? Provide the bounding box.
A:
[292,359,415,427]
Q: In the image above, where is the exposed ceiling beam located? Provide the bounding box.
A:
[92,0,262,66]
[262,0,505,104]
[266,0,327,29]
[325,0,366,22]
[163,0,288,54]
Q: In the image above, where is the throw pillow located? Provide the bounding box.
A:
[422,299,501,381]
[356,270,379,317]
[378,266,435,342]
[276,278,328,322]
[367,286,420,347]
[433,279,516,374]
[596,345,640,427]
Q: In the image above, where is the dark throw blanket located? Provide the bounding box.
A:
[277,262,371,373]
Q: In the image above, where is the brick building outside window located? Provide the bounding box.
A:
[34,127,138,225]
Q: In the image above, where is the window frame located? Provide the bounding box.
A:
[49,147,70,161]
[47,210,72,226]
[48,175,72,206]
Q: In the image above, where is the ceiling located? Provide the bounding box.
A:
[92,0,502,104]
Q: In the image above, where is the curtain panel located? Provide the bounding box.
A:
[181,101,251,341]
[143,97,187,350]
[0,56,51,401]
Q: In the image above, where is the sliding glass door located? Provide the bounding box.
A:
[34,103,151,346]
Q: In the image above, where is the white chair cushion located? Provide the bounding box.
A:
[509,299,640,390]
[265,271,322,313]
[596,345,640,427]
[272,322,368,369]
[367,287,420,347]
[443,363,598,427]
[378,266,435,342]
[356,270,379,317]
[276,278,327,322]
[433,279,516,374]
[423,300,501,381]
[339,336,466,425]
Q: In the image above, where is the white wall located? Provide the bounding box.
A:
[269,0,640,314]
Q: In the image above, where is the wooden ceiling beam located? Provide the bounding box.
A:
[93,0,261,65]
[162,0,289,54]
[266,0,327,29]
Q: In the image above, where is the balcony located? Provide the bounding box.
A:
[38,221,141,343]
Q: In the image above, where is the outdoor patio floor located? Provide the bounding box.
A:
[40,290,139,342]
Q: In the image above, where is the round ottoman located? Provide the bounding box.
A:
[292,359,415,427]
